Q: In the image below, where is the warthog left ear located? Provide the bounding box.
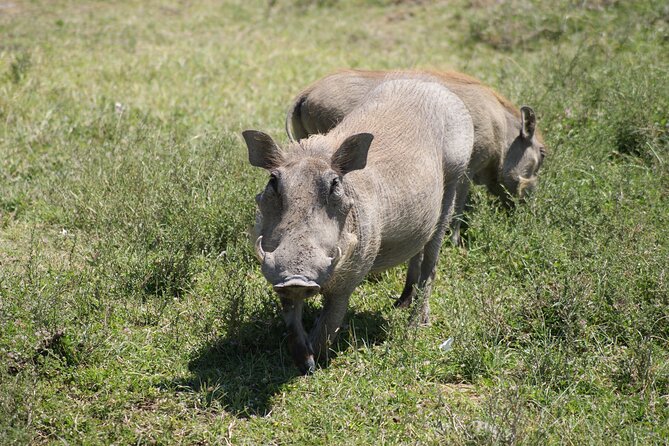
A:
[242,130,285,170]
[331,133,374,175]
[520,106,536,140]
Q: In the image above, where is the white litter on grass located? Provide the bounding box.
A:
[439,337,454,352]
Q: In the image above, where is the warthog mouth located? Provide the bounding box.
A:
[273,275,321,298]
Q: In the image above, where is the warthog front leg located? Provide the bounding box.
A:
[308,287,354,366]
[279,297,315,375]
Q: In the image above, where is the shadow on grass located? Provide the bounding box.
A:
[164,307,388,418]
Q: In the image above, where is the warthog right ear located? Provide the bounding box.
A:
[331,133,374,175]
[242,130,285,170]
[520,106,536,140]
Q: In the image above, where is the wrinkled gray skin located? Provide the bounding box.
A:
[244,80,474,374]
[285,70,547,245]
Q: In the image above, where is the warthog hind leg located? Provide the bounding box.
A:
[395,251,423,308]
[449,176,470,247]
[398,179,459,324]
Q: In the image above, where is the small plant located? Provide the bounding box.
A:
[8,52,31,84]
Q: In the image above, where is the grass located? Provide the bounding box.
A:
[1,0,668,444]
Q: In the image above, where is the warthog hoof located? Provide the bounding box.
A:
[394,291,414,308]
[289,339,316,375]
[298,355,316,375]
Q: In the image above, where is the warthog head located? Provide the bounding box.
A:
[243,130,374,299]
[499,106,547,203]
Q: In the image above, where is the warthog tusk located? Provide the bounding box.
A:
[255,236,266,261]
[330,246,342,267]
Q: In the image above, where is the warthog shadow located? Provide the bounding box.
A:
[163,304,387,418]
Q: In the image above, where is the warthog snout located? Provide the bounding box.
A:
[273,275,321,298]
[255,236,343,297]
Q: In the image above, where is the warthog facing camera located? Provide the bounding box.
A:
[244,79,474,374]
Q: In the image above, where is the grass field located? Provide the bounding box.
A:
[1,0,668,444]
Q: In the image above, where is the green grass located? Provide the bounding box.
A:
[1,0,668,444]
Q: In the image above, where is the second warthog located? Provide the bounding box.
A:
[286,70,547,244]
[243,79,474,374]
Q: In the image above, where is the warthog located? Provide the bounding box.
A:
[243,79,474,374]
[286,69,547,244]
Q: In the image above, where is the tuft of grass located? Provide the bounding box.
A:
[7,51,31,84]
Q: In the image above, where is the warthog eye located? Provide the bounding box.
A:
[268,172,279,193]
[329,177,341,196]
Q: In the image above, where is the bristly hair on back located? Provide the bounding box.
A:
[334,68,545,145]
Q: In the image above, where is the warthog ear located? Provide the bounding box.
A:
[331,133,374,175]
[242,130,285,170]
[520,106,536,140]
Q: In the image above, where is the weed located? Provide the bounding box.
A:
[7,51,31,84]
